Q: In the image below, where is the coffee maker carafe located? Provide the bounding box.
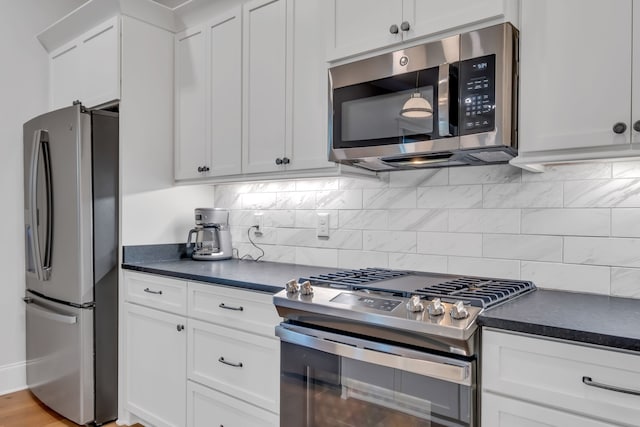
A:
[187,208,233,261]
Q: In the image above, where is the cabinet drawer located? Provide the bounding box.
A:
[187,281,281,337]
[125,272,187,315]
[187,319,280,413]
[482,392,619,427]
[482,329,640,426]
[187,381,278,427]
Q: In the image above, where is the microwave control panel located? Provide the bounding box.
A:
[459,54,496,135]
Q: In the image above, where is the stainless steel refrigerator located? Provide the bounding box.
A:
[23,103,118,425]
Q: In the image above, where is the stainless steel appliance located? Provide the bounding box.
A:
[187,208,232,261]
[329,23,519,171]
[23,104,118,425]
[274,268,536,426]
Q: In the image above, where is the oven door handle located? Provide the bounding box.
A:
[276,324,472,386]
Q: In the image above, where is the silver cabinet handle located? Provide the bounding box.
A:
[144,287,163,295]
[219,303,243,311]
[218,357,243,368]
[634,120,640,132]
[400,21,410,31]
[582,376,640,396]
[177,324,185,332]
[389,24,399,34]
[613,122,627,134]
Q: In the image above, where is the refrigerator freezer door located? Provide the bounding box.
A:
[24,104,94,304]
[25,291,94,424]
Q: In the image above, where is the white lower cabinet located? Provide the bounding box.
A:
[482,393,617,427]
[124,303,187,427]
[482,329,640,427]
[123,271,281,426]
[187,381,278,427]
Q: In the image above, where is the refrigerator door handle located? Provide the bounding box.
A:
[29,129,53,281]
[25,300,77,325]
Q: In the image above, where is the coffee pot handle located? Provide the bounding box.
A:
[186,228,197,247]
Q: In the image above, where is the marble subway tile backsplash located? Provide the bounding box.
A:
[214,162,640,298]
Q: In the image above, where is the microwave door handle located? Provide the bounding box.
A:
[438,63,452,137]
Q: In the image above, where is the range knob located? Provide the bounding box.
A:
[406,295,424,313]
[285,279,300,294]
[426,298,445,316]
[450,301,469,320]
[300,280,314,296]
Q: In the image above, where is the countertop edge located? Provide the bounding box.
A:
[478,316,640,353]
[122,263,282,294]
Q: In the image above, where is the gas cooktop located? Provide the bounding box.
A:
[301,268,536,309]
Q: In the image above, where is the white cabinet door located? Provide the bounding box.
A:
[80,18,120,108]
[633,0,640,144]
[175,26,209,180]
[242,0,288,174]
[327,0,403,60]
[125,303,186,427]
[50,17,120,110]
[482,393,620,427]
[187,381,278,427]
[519,0,633,152]
[405,0,507,40]
[288,0,334,171]
[50,43,82,110]
[208,8,242,176]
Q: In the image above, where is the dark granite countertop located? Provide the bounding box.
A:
[478,289,640,352]
[122,257,339,294]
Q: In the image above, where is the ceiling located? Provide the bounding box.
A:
[151,0,191,9]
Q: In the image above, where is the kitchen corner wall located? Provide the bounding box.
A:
[216,161,640,298]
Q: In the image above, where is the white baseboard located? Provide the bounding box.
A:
[0,360,26,396]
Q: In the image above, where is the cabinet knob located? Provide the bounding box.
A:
[177,324,184,332]
[400,21,411,31]
[634,120,640,132]
[282,157,290,165]
[197,166,210,173]
[389,24,399,34]
[275,158,283,165]
[613,122,627,134]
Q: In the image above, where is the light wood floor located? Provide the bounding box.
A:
[0,390,142,427]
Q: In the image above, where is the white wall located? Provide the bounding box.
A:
[216,162,640,298]
[0,0,88,395]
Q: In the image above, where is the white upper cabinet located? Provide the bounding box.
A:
[512,0,640,170]
[175,27,208,180]
[174,8,242,181]
[50,16,120,110]
[327,0,517,61]
[242,0,288,174]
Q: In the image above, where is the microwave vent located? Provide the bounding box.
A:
[467,150,514,163]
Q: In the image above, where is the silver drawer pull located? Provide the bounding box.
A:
[218,357,243,368]
[582,376,640,396]
[144,287,163,295]
[219,303,243,311]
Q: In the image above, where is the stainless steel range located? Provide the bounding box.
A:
[274,268,535,427]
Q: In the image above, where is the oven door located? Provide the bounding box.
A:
[276,323,475,427]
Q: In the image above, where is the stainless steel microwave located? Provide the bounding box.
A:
[329,23,518,171]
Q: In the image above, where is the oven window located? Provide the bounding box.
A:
[281,342,473,427]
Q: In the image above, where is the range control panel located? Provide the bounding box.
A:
[459,54,496,135]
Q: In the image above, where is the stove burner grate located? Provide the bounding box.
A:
[414,277,535,308]
[304,268,409,286]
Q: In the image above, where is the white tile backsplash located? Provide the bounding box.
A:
[215,160,640,298]
[521,208,610,236]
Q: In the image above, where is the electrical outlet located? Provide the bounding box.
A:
[317,212,329,238]
[254,212,264,235]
